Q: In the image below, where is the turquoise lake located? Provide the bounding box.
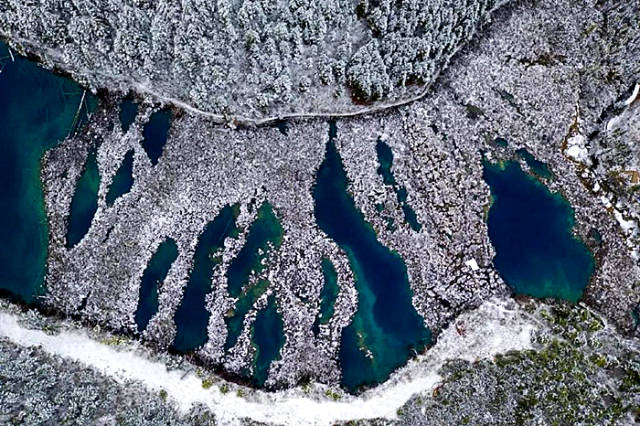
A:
[172,205,239,353]
[224,202,284,352]
[483,159,594,302]
[0,41,96,302]
[135,238,179,332]
[314,122,431,393]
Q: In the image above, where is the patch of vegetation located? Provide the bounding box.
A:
[395,303,640,425]
[325,388,342,401]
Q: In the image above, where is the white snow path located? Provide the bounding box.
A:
[0,298,536,425]
[623,83,639,106]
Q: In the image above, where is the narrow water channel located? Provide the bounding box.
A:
[226,202,284,298]
[251,294,285,386]
[312,258,339,337]
[105,149,134,206]
[66,144,100,249]
[135,238,179,332]
[172,205,239,353]
[119,98,138,133]
[375,139,422,232]
[141,109,171,166]
[224,202,284,352]
[314,122,431,393]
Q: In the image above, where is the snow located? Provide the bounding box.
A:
[564,134,590,164]
[607,115,622,132]
[623,83,639,106]
[613,210,637,235]
[0,0,508,120]
[0,297,535,425]
[465,258,480,271]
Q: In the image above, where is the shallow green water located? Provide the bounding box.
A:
[375,139,422,232]
[135,238,179,332]
[0,42,96,302]
[141,109,171,166]
[172,205,239,353]
[483,159,594,302]
[494,137,509,147]
[251,294,285,387]
[312,258,339,337]
[516,147,553,179]
[66,145,100,248]
[226,202,284,298]
[224,202,284,352]
[105,149,134,206]
[224,279,269,352]
[314,122,431,393]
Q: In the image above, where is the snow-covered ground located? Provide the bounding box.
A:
[0,297,535,425]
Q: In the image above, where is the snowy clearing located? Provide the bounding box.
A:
[564,134,590,165]
[0,298,535,425]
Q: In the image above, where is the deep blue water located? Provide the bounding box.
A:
[0,42,96,302]
[105,149,134,206]
[483,159,594,302]
[375,139,422,232]
[65,144,100,249]
[141,109,171,166]
[135,238,179,332]
[251,294,285,387]
[312,258,339,337]
[172,205,239,353]
[314,122,431,393]
[119,99,138,133]
[224,202,284,352]
[226,202,284,298]
[272,119,289,136]
[516,148,553,179]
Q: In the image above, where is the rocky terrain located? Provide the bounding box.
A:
[0,0,638,418]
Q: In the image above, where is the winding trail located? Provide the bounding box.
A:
[0,298,535,425]
[0,29,477,128]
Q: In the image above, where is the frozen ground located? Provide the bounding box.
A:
[0,297,535,425]
[2,297,638,425]
[0,0,638,416]
[31,0,640,389]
